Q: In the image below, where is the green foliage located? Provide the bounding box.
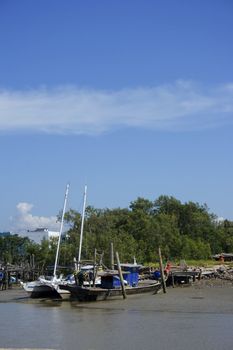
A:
[61,195,231,265]
[0,235,32,264]
[180,236,211,259]
[1,195,232,269]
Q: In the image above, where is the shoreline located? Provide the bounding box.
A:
[0,286,30,303]
[1,278,233,307]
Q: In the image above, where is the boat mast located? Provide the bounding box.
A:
[77,185,87,270]
[53,183,70,279]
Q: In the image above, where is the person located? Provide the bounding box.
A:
[164,262,172,276]
[1,269,7,290]
[0,270,3,290]
[88,270,94,284]
[219,255,224,263]
[77,270,85,286]
[8,273,12,289]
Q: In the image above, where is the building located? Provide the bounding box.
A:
[20,228,59,244]
[0,232,11,238]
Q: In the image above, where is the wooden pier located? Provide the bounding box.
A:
[0,263,40,290]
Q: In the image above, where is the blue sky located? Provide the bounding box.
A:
[0,0,233,232]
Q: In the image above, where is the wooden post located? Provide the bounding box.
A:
[5,267,9,289]
[171,272,175,288]
[158,247,167,293]
[92,248,97,288]
[32,254,35,281]
[73,257,78,272]
[115,251,127,299]
[110,242,114,270]
[99,251,104,267]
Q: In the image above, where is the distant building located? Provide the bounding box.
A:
[0,232,11,238]
[212,253,233,262]
[0,228,60,244]
[19,228,59,244]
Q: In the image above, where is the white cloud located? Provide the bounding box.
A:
[0,81,232,135]
[11,202,60,232]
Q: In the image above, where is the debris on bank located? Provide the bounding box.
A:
[166,263,233,286]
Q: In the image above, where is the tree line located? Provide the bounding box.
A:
[1,195,233,272]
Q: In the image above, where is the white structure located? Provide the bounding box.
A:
[20,228,59,244]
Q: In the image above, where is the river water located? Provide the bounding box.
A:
[0,281,233,350]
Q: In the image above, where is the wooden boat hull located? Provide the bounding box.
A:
[59,282,161,301]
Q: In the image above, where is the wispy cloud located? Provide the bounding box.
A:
[0,81,232,135]
[10,202,60,232]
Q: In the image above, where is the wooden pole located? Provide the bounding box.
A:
[171,272,175,288]
[92,248,97,288]
[5,267,9,290]
[94,248,97,265]
[110,242,114,270]
[158,247,167,293]
[32,254,35,281]
[115,251,127,299]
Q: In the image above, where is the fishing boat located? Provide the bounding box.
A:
[59,264,161,301]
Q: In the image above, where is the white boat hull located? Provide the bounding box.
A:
[21,281,59,298]
[21,279,71,299]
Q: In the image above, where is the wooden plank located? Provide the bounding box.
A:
[158,247,167,294]
[115,251,127,299]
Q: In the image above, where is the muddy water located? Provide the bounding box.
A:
[0,281,233,350]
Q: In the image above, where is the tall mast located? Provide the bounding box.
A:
[77,185,87,270]
[53,183,69,279]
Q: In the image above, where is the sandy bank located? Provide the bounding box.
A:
[0,286,29,303]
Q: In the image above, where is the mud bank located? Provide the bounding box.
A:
[1,279,233,314]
